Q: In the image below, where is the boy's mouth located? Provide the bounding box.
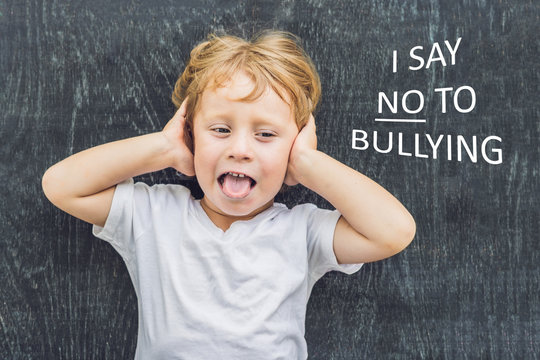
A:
[218,172,256,199]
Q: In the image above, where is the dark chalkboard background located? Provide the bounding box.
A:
[1,0,538,359]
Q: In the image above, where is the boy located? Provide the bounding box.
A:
[42,30,415,359]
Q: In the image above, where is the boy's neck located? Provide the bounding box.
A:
[200,197,273,232]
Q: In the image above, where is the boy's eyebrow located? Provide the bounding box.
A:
[202,111,287,127]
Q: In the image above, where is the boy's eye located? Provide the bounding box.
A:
[257,131,275,138]
[212,127,230,134]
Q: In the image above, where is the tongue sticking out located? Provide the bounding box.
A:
[221,174,253,198]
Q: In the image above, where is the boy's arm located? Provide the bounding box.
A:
[286,116,416,264]
[42,100,194,227]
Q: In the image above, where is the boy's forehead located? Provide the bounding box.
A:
[197,101,294,127]
[198,75,293,122]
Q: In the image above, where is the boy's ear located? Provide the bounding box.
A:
[184,121,194,154]
[182,96,195,154]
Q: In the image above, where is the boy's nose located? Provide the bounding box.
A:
[227,133,253,161]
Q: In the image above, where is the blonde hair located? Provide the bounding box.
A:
[171,30,321,150]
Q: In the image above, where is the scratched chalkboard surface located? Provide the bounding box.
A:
[1,0,538,359]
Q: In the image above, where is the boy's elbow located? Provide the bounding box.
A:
[405,217,416,245]
[395,214,416,252]
[382,212,415,256]
[42,167,63,205]
[42,168,54,201]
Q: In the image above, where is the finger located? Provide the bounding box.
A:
[305,114,317,149]
[179,97,189,116]
[299,114,315,133]
[173,97,189,120]
[306,113,316,129]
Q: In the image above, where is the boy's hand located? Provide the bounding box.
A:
[161,98,195,176]
[284,114,317,186]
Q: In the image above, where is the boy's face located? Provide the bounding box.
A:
[192,71,299,220]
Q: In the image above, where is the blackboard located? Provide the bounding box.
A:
[1,0,538,358]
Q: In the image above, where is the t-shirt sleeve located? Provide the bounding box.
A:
[91,177,151,260]
[304,205,363,283]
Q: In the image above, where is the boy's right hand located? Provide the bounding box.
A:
[161,98,195,176]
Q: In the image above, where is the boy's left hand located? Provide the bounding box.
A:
[284,114,317,186]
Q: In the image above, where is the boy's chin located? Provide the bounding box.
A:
[219,200,274,218]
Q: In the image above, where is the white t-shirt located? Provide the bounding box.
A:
[93,178,362,360]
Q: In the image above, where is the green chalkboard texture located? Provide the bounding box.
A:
[1,0,538,359]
